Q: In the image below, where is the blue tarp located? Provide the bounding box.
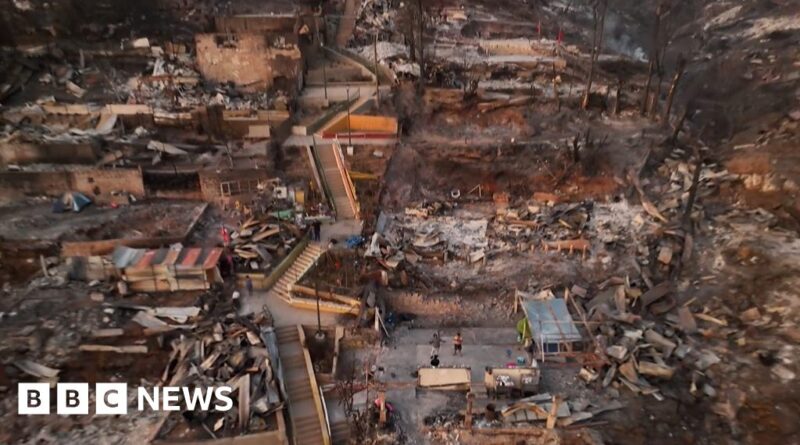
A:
[52,192,92,213]
[346,235,364,248]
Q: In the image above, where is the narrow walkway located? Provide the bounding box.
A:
[275,325,329,445]
[317,142,358,219]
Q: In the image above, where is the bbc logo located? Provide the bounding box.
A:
[19,383,128,415]
[19,383,233,415]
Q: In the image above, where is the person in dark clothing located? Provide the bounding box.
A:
[313,221,322,241]
[245,276,253,297]
[430,332,442,358]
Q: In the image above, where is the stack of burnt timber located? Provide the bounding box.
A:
[231,216,302,271]
[153,309,287,442]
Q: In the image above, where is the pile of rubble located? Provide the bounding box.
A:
[153,307,284,440]
[369,208,488,268]
[492,192,593,257]
[230,215,299,272]
[577,277,729,402]
[497,392,623,428]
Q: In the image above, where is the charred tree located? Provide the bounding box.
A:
[582,0,608,110]
[649,57,665,119]
[552,62,561,111]
[663,55,687,122]
[641,3,665,115]
[416,0,426,93]
[682,152,703,230]
[671,105,694,145]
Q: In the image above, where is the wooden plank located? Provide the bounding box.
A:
[417,368,471,388]
[79,344,148,353]
[290,284,360,306]
[238,373,250,432]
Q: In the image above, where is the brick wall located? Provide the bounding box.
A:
[198,168,270,203]
[0,171,72,202]
[195,33,301,91]
[0,168,144,204]
[71,169,145,203]
[0,141,97,166]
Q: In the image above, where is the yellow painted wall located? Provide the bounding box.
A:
[326,114,398,134]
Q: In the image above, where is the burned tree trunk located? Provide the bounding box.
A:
[663,56,686,122]
[582,0,608,110]
[671,105,693,145]
[614,78,622,115]
[641,60,655,115]
[408,14,416,62]
[649,61,664,119]
[416,0,425,92]
[552,62,561,111]
[682,153,703,230]
[641,4,664,115]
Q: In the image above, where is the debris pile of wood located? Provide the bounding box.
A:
[371,210,489,268]
[479,393,623,428]
[78,303,203,354]
[577,278,727,401]
[231,216,302,271]
[154,312,284,440]
[492,194,593,257]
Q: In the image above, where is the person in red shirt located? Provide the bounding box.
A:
[453,332,463,356]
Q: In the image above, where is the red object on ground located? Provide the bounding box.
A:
[220,226,231,247]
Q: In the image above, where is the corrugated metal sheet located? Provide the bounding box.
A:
[112,245,223,270]
[112,246,143,269]
[522,298,583,343]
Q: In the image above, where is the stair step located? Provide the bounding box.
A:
[299,254,320,262]
[296,428,323,438]
[288,391,313,402]
[286,372,310,383]
[275,327,299,337]
[277,333,300,343]
[294,415,320,427]
[283,355,305,366]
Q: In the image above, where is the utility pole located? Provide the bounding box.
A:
[373,32,380,105]
[315,17,328,100]
[346,85,353,146]
[314,275,325,341]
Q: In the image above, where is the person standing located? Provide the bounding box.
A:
[232,289,241,311]
[314,220,322,242]
[430,332,442,359]
[453,332,463,356]
[245,276,253,298]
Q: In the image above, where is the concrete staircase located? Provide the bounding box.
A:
[330,420,351,445]
[268,243,325,303]
[316,142,358,220]
[275,325,329,445]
